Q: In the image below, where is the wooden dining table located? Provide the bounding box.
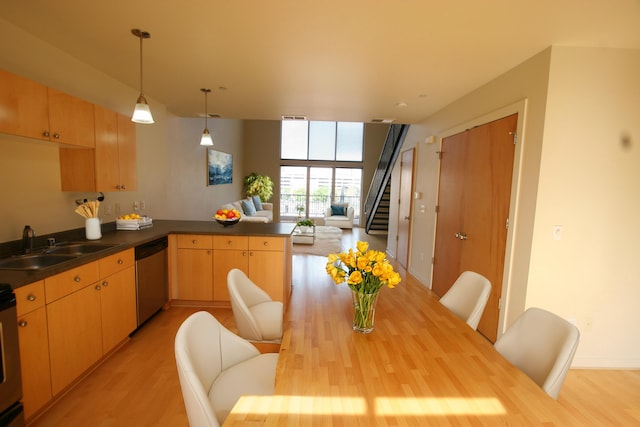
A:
[223,257,581,426]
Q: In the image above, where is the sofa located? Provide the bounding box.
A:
[324,203,354,229]
[221,197,273,223]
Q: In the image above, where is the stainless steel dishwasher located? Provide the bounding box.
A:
[134,237,168,327]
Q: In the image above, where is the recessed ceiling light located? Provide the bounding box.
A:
[281,115,308,121]
[396,101,408,108]
[370,118,395,124]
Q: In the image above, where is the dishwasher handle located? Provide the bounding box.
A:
[135,237,168,260]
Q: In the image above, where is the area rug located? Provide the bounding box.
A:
[292,225,342,256]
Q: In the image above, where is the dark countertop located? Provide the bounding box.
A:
[0,220,296,290]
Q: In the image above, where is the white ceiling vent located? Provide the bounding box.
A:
[281,115,308,121]
[370,118,395,124]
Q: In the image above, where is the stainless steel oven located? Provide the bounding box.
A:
[0,284,25,426]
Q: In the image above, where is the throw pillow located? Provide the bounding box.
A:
[251,195,263,211]
[241,199,257,216]
[330,204,346,216]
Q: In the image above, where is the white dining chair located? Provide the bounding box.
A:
[494,307,580,399]
[174,311,278,426]
[227,268,283,343]
[439,271,492,330]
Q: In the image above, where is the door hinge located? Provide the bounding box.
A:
[435,205,439,213]
[509,131,517,144]
[498,298,502,310]
[431,256,435,264]
[436,151,443,160]
[505,217,509,230]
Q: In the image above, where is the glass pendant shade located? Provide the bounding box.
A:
[131,29,154,124]
[132,94,154,124]
[199,88,214,146]
[200,128,213,146]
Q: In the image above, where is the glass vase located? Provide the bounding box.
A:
[351,290,379,334]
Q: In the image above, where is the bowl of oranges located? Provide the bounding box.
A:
[213,208,242,226]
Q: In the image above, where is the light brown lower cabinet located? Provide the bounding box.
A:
[15,249,137,419]
[15,281,52,420]
[47,283,103,395]
[175,235,214,300]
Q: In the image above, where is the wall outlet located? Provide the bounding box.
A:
[133,201,140,211]
[140,200,146,210]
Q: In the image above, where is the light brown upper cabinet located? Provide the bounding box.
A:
[60,106,137,192]
[47,88,95,148]
[0,69,50,141]
[94,105,137,191]
[0,69,95,147]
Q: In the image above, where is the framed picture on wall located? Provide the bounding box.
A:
[207,149,232,185]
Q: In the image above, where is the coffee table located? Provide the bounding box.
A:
[292,225,315,244]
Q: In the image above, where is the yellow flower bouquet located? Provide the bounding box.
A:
[326,241,401,333]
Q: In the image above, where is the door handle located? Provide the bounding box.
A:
[404,216,410,220]
[455,232,468,240]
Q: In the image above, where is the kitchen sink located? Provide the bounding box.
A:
[0,254,78,270]
[47,242,116,256]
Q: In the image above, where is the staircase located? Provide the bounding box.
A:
[364,124,409,234]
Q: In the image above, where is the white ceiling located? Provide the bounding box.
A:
[3,0,639,124]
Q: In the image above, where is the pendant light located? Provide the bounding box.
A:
[200,88,214,146]
[131,29,154,124]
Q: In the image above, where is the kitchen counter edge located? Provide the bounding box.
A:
[1,220,296,290]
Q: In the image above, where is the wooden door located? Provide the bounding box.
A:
[47,87,95,147]
[94,105,120,191]
[0,69,50,140]
[432,131,468,296]
[117,113,137,191]
[47,284,102,395]
[396,148,414,269]
[432,114,517,342]
[100,266,137,353]
[176,248,213,300]
[213,249,248,301]
[17,307,52,419]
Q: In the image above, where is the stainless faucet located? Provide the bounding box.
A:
[22,225,36,254]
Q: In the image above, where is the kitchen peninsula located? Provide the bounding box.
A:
[1,220,294,421]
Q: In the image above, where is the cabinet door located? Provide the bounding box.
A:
[47,284,102,396]
[99,266,137,353]
[94,104,120,191]
[47,87,95,147]
[116,113,137,191]
[176,248,213,300]
[17,307,52,420]
[0,69,49,140]
[213,249,248,301]
[248,250,284,302]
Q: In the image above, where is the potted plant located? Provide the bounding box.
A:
[243,172,274,202]
[296,218,314,233]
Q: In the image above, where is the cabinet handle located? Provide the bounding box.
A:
[121,184,126,190]
[117,259,123,265]
[53,133,61,139]
[263,241,269,246]
[27,294,36,301]
[116,185,121,190]
[95,285,101,291]
[42,131,50,137]
[74,276,81,282]
[192,240,197,244]
[19,320,28,327]
[227,240,233,245]
[242,251,247,257]
[249,251,254,256]
[102,281,109,287]
[207,250,211,255]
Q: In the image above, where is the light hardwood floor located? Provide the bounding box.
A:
[29,228,640,426]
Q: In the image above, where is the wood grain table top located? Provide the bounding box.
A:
[224,258,580,426]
